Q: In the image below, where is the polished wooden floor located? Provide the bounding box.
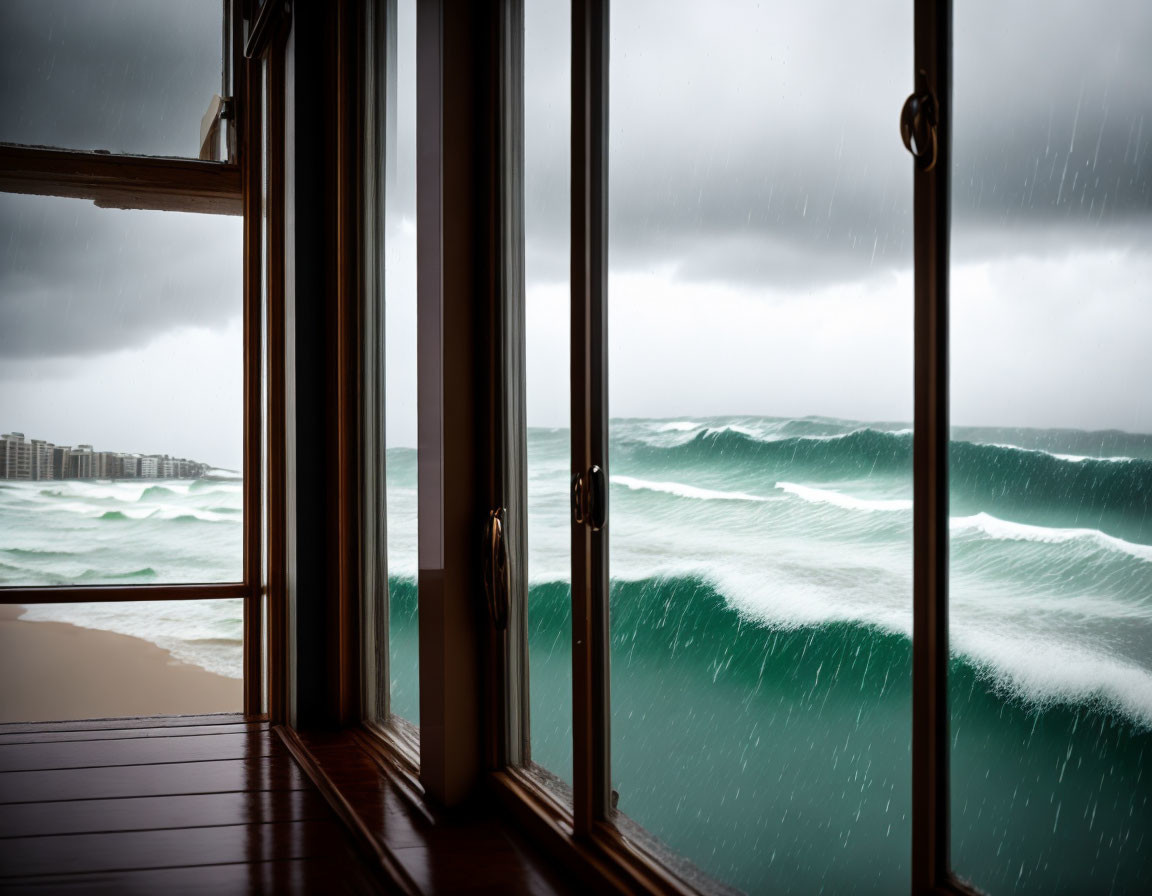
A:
[0,715,575,895]
[0,714,390,894]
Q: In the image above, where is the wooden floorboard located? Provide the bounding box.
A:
[0,858,385,895]
[0,714,249,736]
[0,791,330,838]
[0,756,309,804]
[0,717,393,894]
[0,731,279,772]
[0,819,353,878]
[0,722,260,746]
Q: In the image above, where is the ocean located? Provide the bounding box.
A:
[0,476,244,678]
[3,418,1150,893]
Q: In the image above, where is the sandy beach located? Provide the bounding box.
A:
[0,604,242,724]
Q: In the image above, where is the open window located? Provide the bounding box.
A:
[0,0,265,721]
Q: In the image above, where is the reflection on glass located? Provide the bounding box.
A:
[384,0,420,725]
[950,2,1152,891]
[0,0,223,158]
[0,193,243,586]
[525,0,572,787]
[0,599,242,723]
[607,1,912,890]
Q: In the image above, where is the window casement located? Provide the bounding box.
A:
[6,1,1147,894]
[0,0,270,718]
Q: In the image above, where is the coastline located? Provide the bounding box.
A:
[0,604,242,724]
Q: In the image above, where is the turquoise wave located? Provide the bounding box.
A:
[610,427,1152,543]
[527,574,1152,894]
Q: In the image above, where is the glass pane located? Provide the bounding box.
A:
[0,599,242,722]
[0,193,243,585]
[950,2,1152,891]
[607,1,912,890]
[0,0,223,158]
[525,0,572,787]
[385,0,420,725]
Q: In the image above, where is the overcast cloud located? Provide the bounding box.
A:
[1,0,1149,464]
[522,0,1152,436]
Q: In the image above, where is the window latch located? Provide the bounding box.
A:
[571,465,608,532]
[483,507,510,630]
[900,70,938,171]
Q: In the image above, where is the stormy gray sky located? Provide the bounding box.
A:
[2,0,1150,469]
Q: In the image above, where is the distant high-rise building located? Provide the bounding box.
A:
[29,439,54,480]
[2,433,32,480]
[52,445,72,479]
[68,445,94,479]
[93,452,118,478]
[120,455,140,478]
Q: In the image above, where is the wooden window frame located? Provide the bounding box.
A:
[0,0,271,718]
[248,1,979,894]
[493,1,979,895]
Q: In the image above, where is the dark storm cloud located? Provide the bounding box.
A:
[0,2,236,362]
[0,193,242,360]
[0,0,222,158]
[524,0,1152,287]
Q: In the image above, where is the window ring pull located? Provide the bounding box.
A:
[900,70,938,172]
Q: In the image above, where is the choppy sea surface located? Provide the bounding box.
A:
[0,476,243,678]
[4,418,1151,893]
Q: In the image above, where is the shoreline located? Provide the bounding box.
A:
[0,604,242,724]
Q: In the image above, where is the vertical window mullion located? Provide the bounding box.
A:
[570,0,611,837]
[911,0,953,891]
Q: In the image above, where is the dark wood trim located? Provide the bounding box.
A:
[274,725,422,896]
[415,0,484,807]
[487,0,530,772]
[241,0,266,719]
[244,0,292,61]
[569,0,611,838]
[0,145,241,215]
[1,583,250,604]
[490,769,715,896]
[265,30,290,727]
[333,0,364,727]
[911,0,953,893]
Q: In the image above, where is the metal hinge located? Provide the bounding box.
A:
[571,464,608,531]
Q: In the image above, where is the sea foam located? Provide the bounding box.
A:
[951,512,1152,563]
[612,475,772,503]
[775,481,912,512]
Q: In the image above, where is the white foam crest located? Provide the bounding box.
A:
[775,482,912,512]
[702,424,759,438]
[612,475,773,503]
[982,441,1136,464]
[951,512,1152,563]
[150,507,232,523]
[952,626,1152,728]
[656,420,703,432]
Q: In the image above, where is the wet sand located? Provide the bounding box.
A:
[0,604,242,724]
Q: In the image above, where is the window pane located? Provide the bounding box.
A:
[607,1,912,890]
[385,0,420,725]
[950,2,1152,891]
[0,599,242,722]
[525,0,572,787]
[0,194,242,585]
[0,0,223,158]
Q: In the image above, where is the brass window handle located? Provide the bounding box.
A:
[483,507,510,630]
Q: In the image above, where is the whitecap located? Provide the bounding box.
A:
[612,475,773,503]
[775,481,912,512]
[951,512,1152,563]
